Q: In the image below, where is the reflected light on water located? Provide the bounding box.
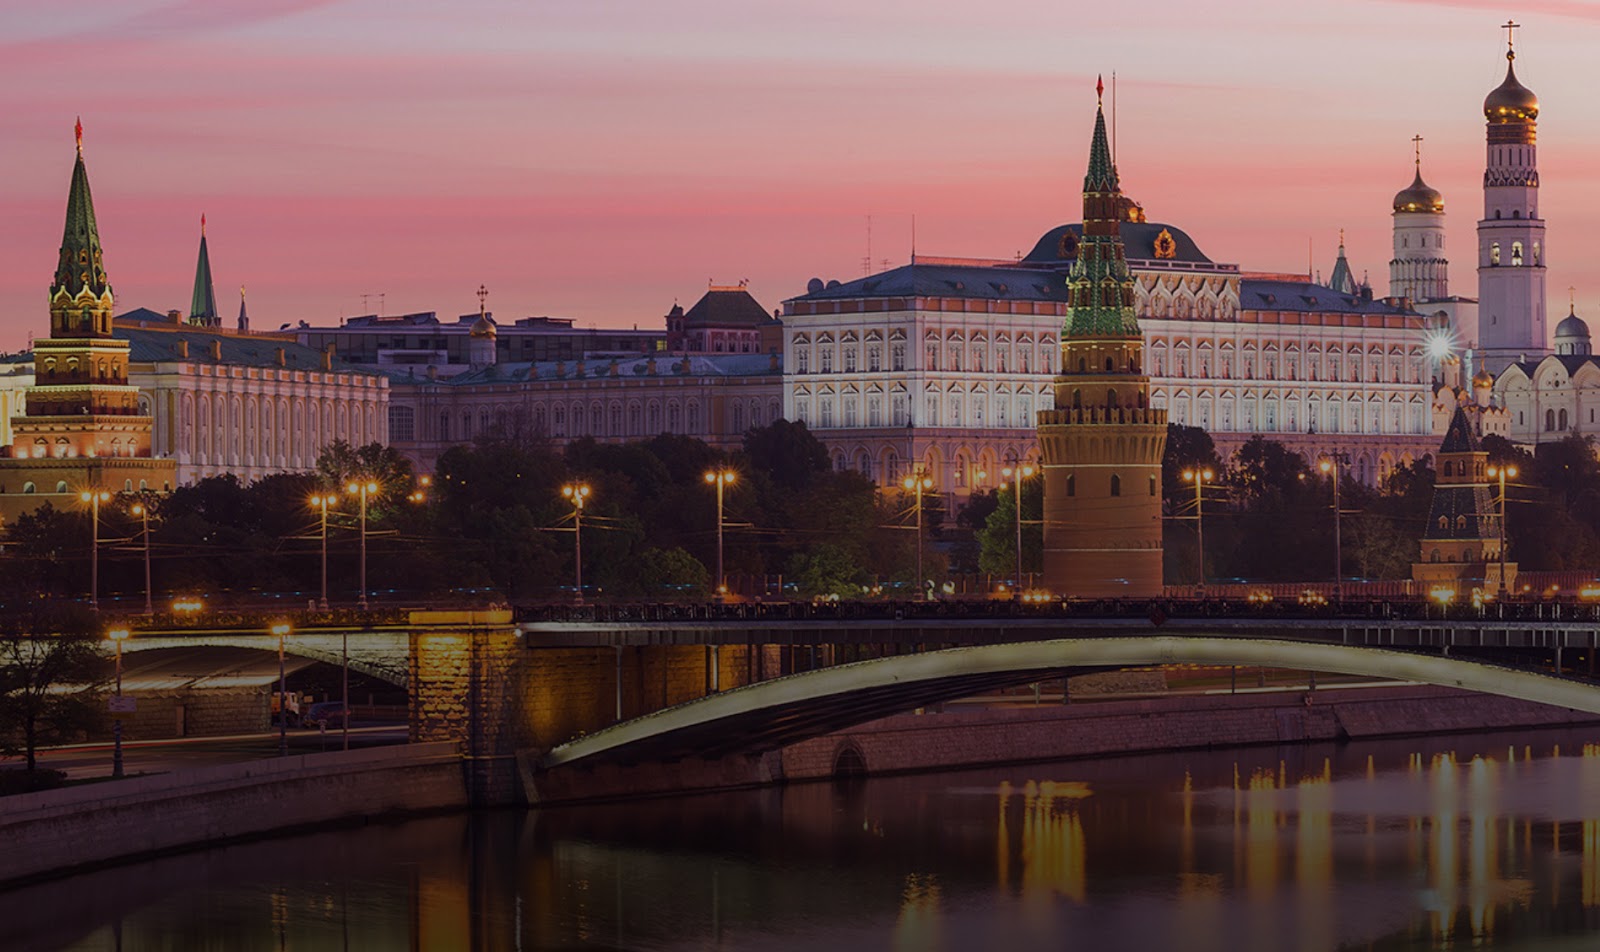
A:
[893,873,943,952]
[1016,780,1089,904]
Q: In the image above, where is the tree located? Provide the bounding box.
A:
[0,604,103,774]
[742,419,831,491]
[786,543,863,598]
[975,479,1042,580]
[635,547,710,599]
[314,440,416,506]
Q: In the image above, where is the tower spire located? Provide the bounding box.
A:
[52,121,112,332]
[237,284,250,332]
[189,215,219,327]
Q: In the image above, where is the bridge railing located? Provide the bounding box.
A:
[514,597,1600,626]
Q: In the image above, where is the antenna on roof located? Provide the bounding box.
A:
[863,215,873,277]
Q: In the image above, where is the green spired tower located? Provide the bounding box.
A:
[1037,81,1167,598]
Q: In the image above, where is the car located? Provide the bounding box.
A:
[302,702,349,730]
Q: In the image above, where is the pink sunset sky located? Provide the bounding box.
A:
[2,0,1599,351]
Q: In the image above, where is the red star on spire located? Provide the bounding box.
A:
[1096,74,1104,103]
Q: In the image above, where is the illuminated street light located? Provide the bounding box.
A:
[344,480,380,611]
[270,621,292,757]
[902,470,935,600]
[79,489,111,611]
[1317,454,1347,601]
[1000,463,1036,592]
[309,493,338,610]
[129,499,154,615]
[1181,468,1215,588]
[1487,463,1519,596]
[106,627,130,778]
[562,483,592,605]
[703,468,737,600]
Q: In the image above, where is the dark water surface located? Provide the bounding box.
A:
[9,726,1600,951]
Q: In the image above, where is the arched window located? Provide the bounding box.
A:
[1560,408,1569,430]
[22,482,34,494]
[1512,241,1524,266]
[55,481,67,494]
[1110,473,1121,497]
[1066,474,1076,497]
[1546,409,1556,431]
[1149,475,1157,496]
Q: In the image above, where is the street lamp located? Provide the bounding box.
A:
[1181,468,1215,588]
[309,493,338,610]
[1317,454,1347,601]
[703,469,736,600]
[1000,463,1036,592]
[106,627,130,778]
[902,470,934,600]
[1487,463,1519,596]
[79,489,111,611]
[561,483,591,605]
[344,480,379,611]
[129,499,153,615]
[271,621,291,757]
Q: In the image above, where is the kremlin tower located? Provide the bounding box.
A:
[1038,82,1166,599]
[1477,24,1546,375]
[0,122,174,520]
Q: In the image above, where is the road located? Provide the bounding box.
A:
[1,724,408,781]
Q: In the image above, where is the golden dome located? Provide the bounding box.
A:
[1393,170,1443,214]
[468,313,496,338]
[1472,368,1494,389]
[1484,56,1538,123]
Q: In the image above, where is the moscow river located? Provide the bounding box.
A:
[9,725,1600,951]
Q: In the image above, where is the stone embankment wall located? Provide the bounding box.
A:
[532,685,1600,803]
[777,685,1600,781]
[0,742,465,887]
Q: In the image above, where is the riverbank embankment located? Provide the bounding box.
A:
[0,741,464,887]
[530,684,1600,802]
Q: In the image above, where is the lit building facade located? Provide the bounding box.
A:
[1412,406,1515,595]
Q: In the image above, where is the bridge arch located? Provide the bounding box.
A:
[545,635,1600,768]
[120,634,410,688]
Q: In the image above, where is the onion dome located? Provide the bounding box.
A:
[1394,170,1444,214]
[1556,310,1589,339]
[1472,368,1495,389]
[469,312,496,338]
[1484,54,1538,123]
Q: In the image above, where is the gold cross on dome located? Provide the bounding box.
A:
[1412,134,1423,169]
[1570,286,1577,310]
[1504,20,1520,51]
[477,284,488,316]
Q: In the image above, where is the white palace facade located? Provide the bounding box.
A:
[783,215,1436,495]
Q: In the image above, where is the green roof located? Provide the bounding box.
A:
[52,151,110,300]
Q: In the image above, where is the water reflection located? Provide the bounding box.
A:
[11,727,1600,950]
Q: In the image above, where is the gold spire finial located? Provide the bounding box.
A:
[1412,134,1423,170]
[1504,19,1520,60]
[476,283,488,317]
[1096,74,1104,104]
[1338,228,1345,248]
[201,213,206,236]
[74,116,82,155]
[1570,286,1577,311]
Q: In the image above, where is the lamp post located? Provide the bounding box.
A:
[703,469,736,600]
[1000,463,1035,592]
[271,622,291,757]
[1487,463,1519,596]
[1318,454,1347,601]
[1182,468,1215,588]
[902,470,934,600]
[561,483,591,605]
[344,481,378,611]
[309,493,338,610]
[107,627,129,778]
[79,489,110,612]
[129,500,153,615]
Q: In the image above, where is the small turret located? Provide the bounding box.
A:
[467,284,497,370]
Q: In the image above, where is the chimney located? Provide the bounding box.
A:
[646,357,657,375]
[175,340,188,359]
[166,309,182,324]
[427,365,438,381]
[275,347,287,367]
[556,360,566,378]
[769,351,780,372]
[321,343,334,371]
[679,357,692,374]
[208,339,222,360]
[575,359,586,378]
